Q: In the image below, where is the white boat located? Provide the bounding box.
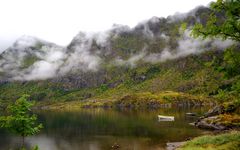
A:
[158,115,174,121]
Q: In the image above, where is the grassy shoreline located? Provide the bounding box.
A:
[36,91,215,110]
[178,131,240,150]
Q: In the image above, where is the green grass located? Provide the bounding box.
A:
[21,55,40,68]
[41,91,213,110]
[178,131,240,150]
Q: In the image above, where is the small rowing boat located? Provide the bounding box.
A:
[158,115,174,121]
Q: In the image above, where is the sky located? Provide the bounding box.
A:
[0,0,213,53]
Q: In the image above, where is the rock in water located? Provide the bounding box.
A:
[166,142,186,150]
[186,112,197,116]
[111,143,120,149]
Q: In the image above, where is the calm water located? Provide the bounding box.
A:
[0,107,210,150]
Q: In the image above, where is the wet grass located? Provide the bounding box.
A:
[178,131,240,150]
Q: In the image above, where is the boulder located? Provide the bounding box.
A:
[195,116,227,130]
[204,105,225,118]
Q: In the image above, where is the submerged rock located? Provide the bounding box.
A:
[111,143,120,149]
[186,112,197,116]
[166,142,186,150]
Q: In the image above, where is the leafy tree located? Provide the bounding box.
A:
[191,0,240,103]
[222,45,240,77]
[192,0,240,42]
[191,0,240,77]
[0,95,43,148]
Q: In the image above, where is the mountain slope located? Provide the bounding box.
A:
[0,6,239,108]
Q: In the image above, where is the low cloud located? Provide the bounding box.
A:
[143,29,234,63]
[114,52,146,68]
[0,13,235,81]
[9,33,103,80]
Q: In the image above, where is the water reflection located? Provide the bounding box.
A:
[0,107,209,150]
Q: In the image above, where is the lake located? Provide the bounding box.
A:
[0,107,210,150]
